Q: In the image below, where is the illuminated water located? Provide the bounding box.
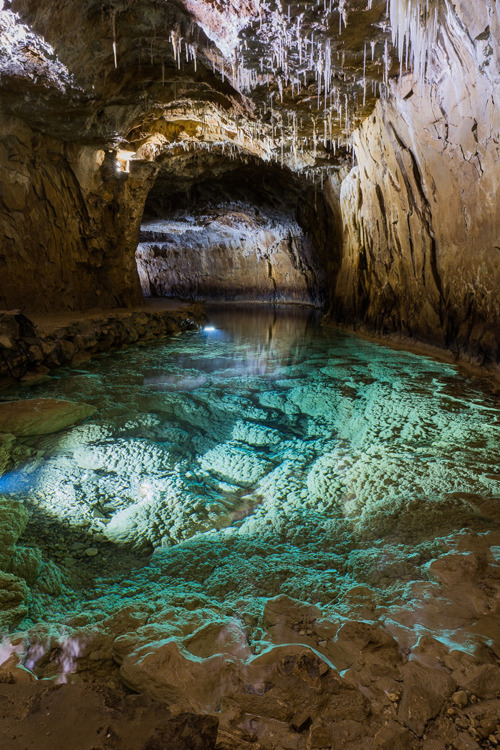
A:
[2,306,500,645]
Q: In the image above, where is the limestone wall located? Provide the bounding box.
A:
[0,115,157,312]
[136,205,327,306]
[334,0,500,362]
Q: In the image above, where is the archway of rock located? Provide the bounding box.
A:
[135,153,341,307]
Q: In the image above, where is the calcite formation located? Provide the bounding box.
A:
[0,0,499,748]
[0,0,496,362]
[0,498,29,630]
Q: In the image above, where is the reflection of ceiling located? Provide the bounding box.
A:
[3,0,432,179]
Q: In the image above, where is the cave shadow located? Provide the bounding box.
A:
[134,154,341,308]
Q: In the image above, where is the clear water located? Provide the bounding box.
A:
[2,305,500,633]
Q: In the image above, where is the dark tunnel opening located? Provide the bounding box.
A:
[135,157,340,308]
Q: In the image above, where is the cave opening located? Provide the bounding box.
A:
[135,157,333,308]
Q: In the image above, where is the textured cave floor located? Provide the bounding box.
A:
[1,305,500,747]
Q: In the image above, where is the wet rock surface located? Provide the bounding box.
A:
[0,308,499,748]
[137,202,326,306]
[0,302,204,381]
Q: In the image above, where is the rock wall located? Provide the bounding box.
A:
[0,115,159,312]
[0,304,203,380]
[334,0,500,362]
[136,204,327,306]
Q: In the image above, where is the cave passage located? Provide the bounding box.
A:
[1,0,499,745]
[135,161,331,307]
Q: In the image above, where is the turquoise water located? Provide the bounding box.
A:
[2,306,500,632]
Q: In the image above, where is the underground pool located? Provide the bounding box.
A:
[1,305,499,747]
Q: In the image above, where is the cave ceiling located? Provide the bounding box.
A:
[1,0,403,184]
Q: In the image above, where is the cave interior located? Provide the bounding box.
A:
[0,0,500,748]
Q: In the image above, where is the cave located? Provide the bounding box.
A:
[136,159,331,305]
[0,0,499,748]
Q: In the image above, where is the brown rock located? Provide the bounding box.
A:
[460,664,500,699]
[183,619,251,660]
[120,639,243,712]
[327,620,402,673]
[309,721,332,749]
[429,553,487,586]
[0,682,219,750]
[464,699,500,726]
[454,732,481,750]
[422,740,447,750]
[372,721,416,750]
[244,644,370,724]
[452,690,469,708]
[0,398,96,436]
[397,662,456,736]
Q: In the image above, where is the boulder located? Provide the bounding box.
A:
[428,553,487,586]
[119,639,243,712]
[398,662,456,736]
[242,644,370,724]
[183,619,251,660]
[0,399,96,436]
[372,721,416,750]
[326,620,402,673]
[459,663,500,699]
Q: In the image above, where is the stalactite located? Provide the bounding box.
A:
[389,0,440,84]
[111,9,117,69]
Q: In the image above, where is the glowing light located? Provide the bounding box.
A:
[203,326,217,332]
[115,149,136,173]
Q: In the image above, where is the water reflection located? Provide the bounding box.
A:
[143,305,321,387]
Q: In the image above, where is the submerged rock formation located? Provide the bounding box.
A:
[0,306,499,748]
[0,497,29,630]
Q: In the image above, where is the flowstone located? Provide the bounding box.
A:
[0,311,499,748]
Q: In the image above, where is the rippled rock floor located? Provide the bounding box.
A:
[0,305,499,749]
